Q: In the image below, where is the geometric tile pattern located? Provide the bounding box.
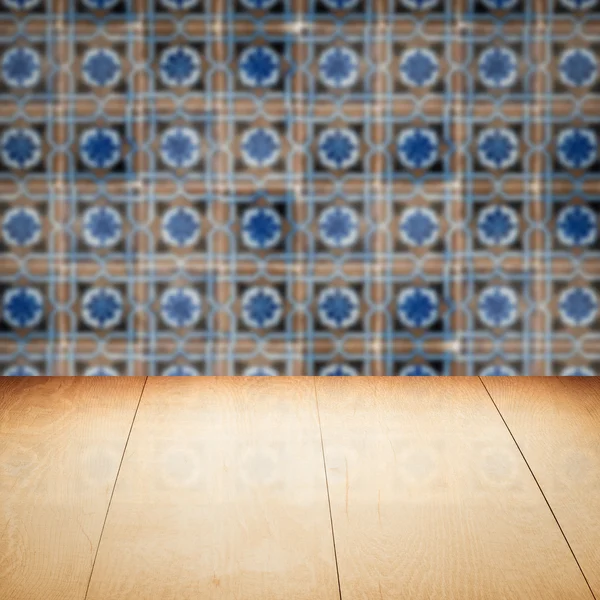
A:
[1,0,599,375]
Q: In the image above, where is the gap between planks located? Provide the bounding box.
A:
[83,376,148,600]
[478,376,597,600]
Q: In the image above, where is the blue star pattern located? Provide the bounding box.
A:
[478,286,518,328]
[160,287,202,328]
[159,46,201,88]
[83,206,122,248]
[557,128,597,170]
[82,49,121,88]
[319,128,360,170]
[3,287,43,329]
[2,47,40,88]
[3,1,600,376]
[559,287,598,327]
[399,207,439,247]
[160,127,201,170]
[81,287,123,329]
[161,206,201,247]
[397,287,439,329]
[319,47,359,89]
[2,207,41,247]
[1,128,41,170]
[477,205,519,247]
[239,47,280,88]
[318,287,360,329]
[400,49,439,88]
[478,47,518,88]
[397,128,439,170]
[556,205,597,247]
[242,207,282,249]
[80,128,121,170]
[319,206,359,248]
[3,365,39,376]
[559,49,597,88]
[242,286,283,329]
[241,128,281,168]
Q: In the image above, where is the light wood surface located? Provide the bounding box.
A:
[85,377,339,600]
[482,376,600,598]
[316,377,594,600]
[0,377,145,600]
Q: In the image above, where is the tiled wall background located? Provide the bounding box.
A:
[1,0,599,375]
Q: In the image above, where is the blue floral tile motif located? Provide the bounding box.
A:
[162,365,200,376]
[397,287,439,329]
[401,0,439,9]
[397,128,439,170]
[3,365,39,376]
[160,127,201,170]
[242,286,283,329]
[399,49,439,88]
[477,205,519,247]
[561,366,595,376]
[241,127,281,168]
[559,287,598,327]
[242,207,282,249]
[559,0,598,10]
[160,0,200,9]
[83,206,122,248]
[321,0,360,10]
[80,128,121,170]
[478,286,518,328]
[399,364,437,376]
[478,48,518,89]
[559,49,598,88]
[319,128,360,170]
[82,49,121,88]
[2,207,41,247]
[239,47,280,88]
[320,364,358,376]
[82,0,120,9]
[161,206,201,248]
[160,287,202,328]
[399,207,439,247]
[318,287,360,329]
[319,47,359,89]
[480,365,517,376]
[4,0,600,376]
[319,206,359,248]
[1,128,41,170]
[557,128,597,170]
[556,205,597,247]
[2,0,41,9]
[240,0,278,9]
[2,287,43,329]
[159,46,201,88]
[244,365,278,376]
[481,0,519,9]
[477,128,519,171]
[2,47,40,88]
[85,366,119,376]
[81,287,123,330]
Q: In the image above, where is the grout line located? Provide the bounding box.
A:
[478,377,597,600]
[313,377,344,600]
[83,376,148,600]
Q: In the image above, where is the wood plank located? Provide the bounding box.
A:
[0,377,145,600]
[316,377,594,600]
[481,376,600,598]
[86,377,339,600]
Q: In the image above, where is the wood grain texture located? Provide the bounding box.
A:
[316,377,594,600]
[482,376,600,598]
[86,377,339,600]
[0,377,145,600]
